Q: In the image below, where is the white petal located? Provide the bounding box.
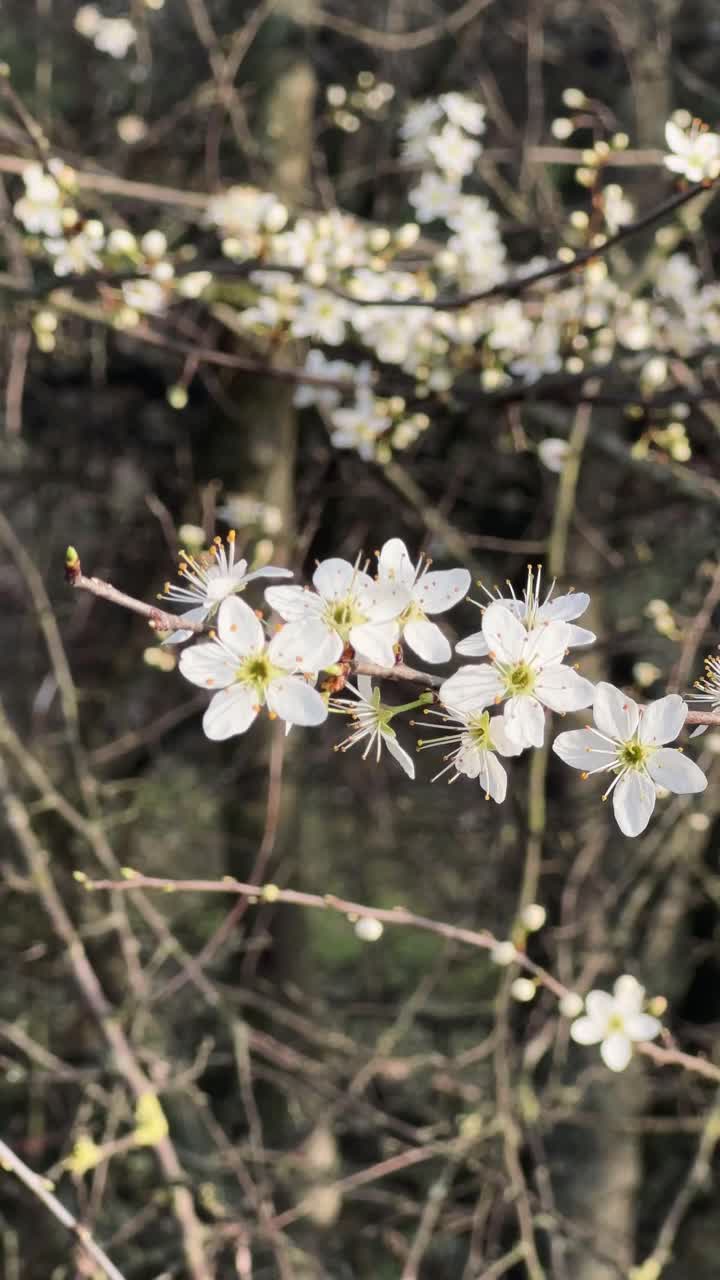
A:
[637,694,687,746]
[535,665,595,713]
[361,580,412,622]
[504,695,545,748]
[356,674,374,701]
[265,584,323,621]
[202,685,258,739]
[312,557,356,599]
[163,605,209,645]
[482,602,527,665]
[243,565,294,583]
[612,770,656,837]
[454,741,483,778]
[539,592,591,624]
[217,595,264,654]
[488,714,525,758]
[350,621,398,667]
[377,538,415,589]
[266,676,328,726]
[414,568,471,615]
[690,724,708,738]
[269,619,339,670]
[584,990,614,1029]
[625,1013,661,1043]
[565,624,596,647]
[403,618,451,664]
[440,666,504,714]
[384,733,416,778]
[553,728,612,770]
[593,682,639,741]
[612,975,644,1015]
[179,641,236,690]
[524,619,571,668]
[570,1015,604,1046]
[480,751,507,803]
[664,121,687,155]
[645,747,707,794]
[600,1033,633,1072]
[455,630,488,657]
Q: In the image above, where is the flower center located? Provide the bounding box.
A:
[607,1013,625,1034]
[619,740,650,770]
[504,661,536,697]
[236,652,279,695]
[468,711,493,752]
[325,594,366,640]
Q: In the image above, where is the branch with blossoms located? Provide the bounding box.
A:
[73,871,720,1085]
[66,532,720,837]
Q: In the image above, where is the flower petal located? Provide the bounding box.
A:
[350,621,398,667]
[535,665,595,713]
[593,682,639,741]
[585,990,614,1028]
[524,619,571,668]
[377,538,415,589]
[488,714,525,758]
[440,666,504,715]
[553,728,614,771]
[565,624,596,647]
[504,694,545,748]
[645,747,707,794]
[455,630,489,658]
[202,685,259,739]
[243,565,294,584]
[312,557,356,599]
[265,584,323,622]
[414,568,471,615]
[612,770,656,837]
[269,619,339,670]
[384,732,416,778]
[361,580,412,622]
[163,605,209,645]
[625,1013,661,1043]
[179,641,236,690]
[612,975,644,1015]
[480,750,507,803]
[539,591,591,623]
[570,1015,604,1046]
[266,676,328,726]
[637,694,687,746]
[482,602,527,665]
[600,1033,633,1072]
[217,595,264,654]
[403,618,451,664]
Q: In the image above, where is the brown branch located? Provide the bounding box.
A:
[0,1136,126,1280]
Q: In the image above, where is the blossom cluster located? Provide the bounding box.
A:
[12,94,720,463]
[162,534,709,838]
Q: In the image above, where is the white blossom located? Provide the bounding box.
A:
[443,602,594,749]
[570,975,661,1072]
[417,704,523,802]
[457,566,595,658]
[553,683,707,837]
[13,164,64,237]
[265,557,410,669]
[408,172,461,223]
[329,674,415,777]
[178,596,327,740]
[664,118,720,183]
[427,123,481,180]
[328,391,391,459]
[160,531,292,643]
[438,93,486,136]
[121,279,167,315]
[538,438,570,472]
[376,538,470,663]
